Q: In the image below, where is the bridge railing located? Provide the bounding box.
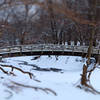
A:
[0,44,99,55]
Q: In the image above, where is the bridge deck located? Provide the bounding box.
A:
[0,44,99,57]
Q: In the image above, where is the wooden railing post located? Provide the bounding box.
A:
[30,45,33,55]
[19,45,22,55]
[8,46,11,57]
[72,46,74,55]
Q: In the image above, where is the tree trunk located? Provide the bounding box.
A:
[97,50,100,64]
[86,0,97,64]
[81,0,97,86]
[81,64,88,85]
[87,27,95,64]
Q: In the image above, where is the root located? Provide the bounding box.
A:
[77,83,100,94]
[78,63,100,94]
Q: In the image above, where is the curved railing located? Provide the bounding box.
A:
[0,44,99,55]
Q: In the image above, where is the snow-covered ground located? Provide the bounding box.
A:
[0,56,100,100]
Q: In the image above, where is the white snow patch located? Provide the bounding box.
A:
[0,56,100,100]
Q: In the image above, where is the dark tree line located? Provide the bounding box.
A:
[0,0,100,47]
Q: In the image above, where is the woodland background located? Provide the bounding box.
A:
[0,0,100,47]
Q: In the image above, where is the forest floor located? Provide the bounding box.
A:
[0,55,100,100]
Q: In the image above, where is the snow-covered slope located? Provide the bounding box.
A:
[0,56,100,100]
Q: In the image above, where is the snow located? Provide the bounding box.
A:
[0,55,100,100]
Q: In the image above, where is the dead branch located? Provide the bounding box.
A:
[10,81,57,96]
[4,83,21,93]
[0,67,8,74]
[0,66,18,76]
[1,65,35,79]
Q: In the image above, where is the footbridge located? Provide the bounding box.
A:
[0,44,99,57]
